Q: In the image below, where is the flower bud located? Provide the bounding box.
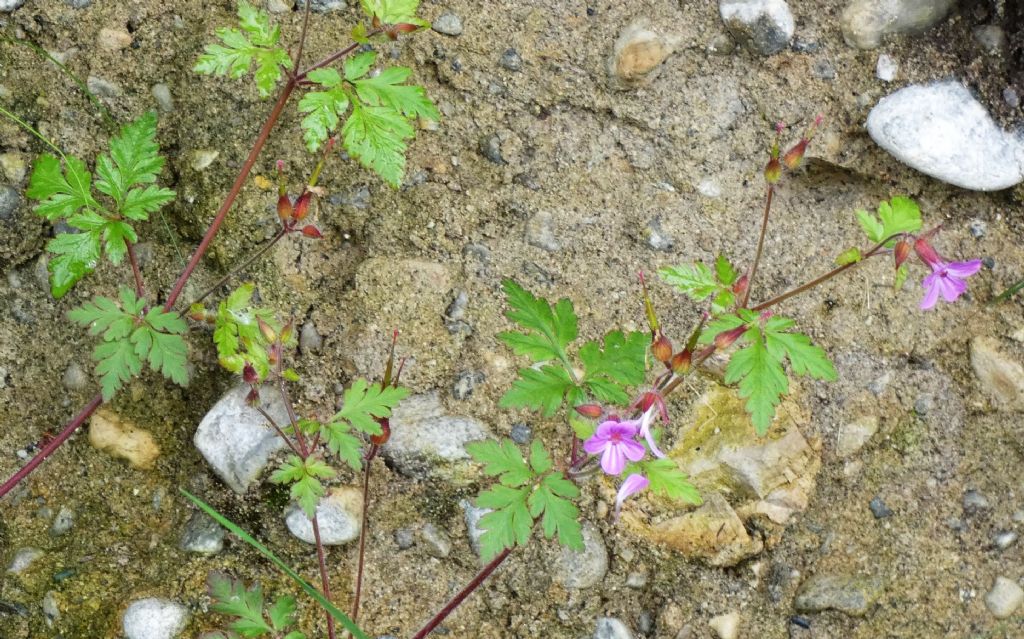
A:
[670,349,691,374]
[243,363,258,384]
[258,317,276,343]
[370,417,391,445]
[575,403,603,418]
[651,333,672,364]
[268,342,281,365]
[713,325,746,351]
[293,191,313,221]
[893,240,911,269]
[764,157,782,184]
[913,237,942,270]
[782,138,809,170]
[245,387,260,406]
[300,225,322,239]
[636,392,659,413]
[277,193,293,223]
[732,274,749,296]
[279,321,294,344]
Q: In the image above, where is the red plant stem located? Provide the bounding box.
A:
[296,33,381,80]
[351,444,377,622]
[0,394,103,498]
[742,185,774,308]
[409,548,512,639]
[126,241,146,300]
[311,516,337,639]
[254,404,302,457]
[163,79,297,311]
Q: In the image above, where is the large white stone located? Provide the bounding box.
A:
[122,598,188,639]
[194,385,290,493]
[867,82,1024,191]
[284,487,362,545]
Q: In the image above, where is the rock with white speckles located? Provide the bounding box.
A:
[719,0,795,55]
[841,0,957,49]
[122,598,188,639]
[985,576,1023,619]
[284,487,362,545]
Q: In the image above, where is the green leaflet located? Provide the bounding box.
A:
[659,254,740,312]
[856,196,922,247]
[194,0,292,98]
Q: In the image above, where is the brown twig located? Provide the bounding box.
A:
[409,548,513,639]
[351,445,377,622]
[311,516,337,639]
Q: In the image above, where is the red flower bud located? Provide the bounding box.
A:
[243,363,258,384]
[670,349,691,374]
[300,225,322,239]
[732,274,749,296]
[782,139,809,170]
[293,191,313,221]
[392,23,419,34]
[714,325,746,351]
[258,317,276,343]
[575,403,603,418]
[277,194,293,223]
[764,157,782,184]
[913,237,942,270]
[245,387,260,406]
[651,333,672,364]
[893,240,911,269]
[370,417,391,445]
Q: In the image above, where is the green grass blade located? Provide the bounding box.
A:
[179,489,370,639]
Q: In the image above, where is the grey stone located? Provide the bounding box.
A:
[794,573,882,616]
[50,507,74,536]
[812,59,836,80]
[626,571,647,588]
[645,217,674,251]
[381,392,493,483]
[594,617,634,639]
[284,487,362,545]
[151,84,174,113]
[122,598,188,639]
[86,76,122,99]
[525,211,560,252]
[1004,87,1020,109]
[973,25,1006,55]
[499,48,522,71]
[0,186,20,222]
[42,591,59,623]
[985,576,1023,619]
[478,134,504,164]
[513,172,541,190]
[913,394,933,415]
[868,496,893,518]
[970,337,1024,409]
[193,385,290,493]
[866,82,1024,191]
[841,0,957,49]
[62,363,88,391]
[451,370,484,400]
[7,548,43,574]
[460,498,490,557]
[394,528,415,550]
[299,321,323,353]
[419,523,452,558]
[66,0,92,7]
[299,0,347,11]
[876,53,897,81]
[552,521,608,589]
[994,531,1018,550]
[179,512,225,555]
[0,0,25,11]
[969,219,987,238]
[267,0,294,11]
[963,489,990,515]
[432,12,464,36]
[719,0,795,56]
[509,423,532,444]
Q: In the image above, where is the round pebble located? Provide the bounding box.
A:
[985,576,1024,619]
[432,12,464,36]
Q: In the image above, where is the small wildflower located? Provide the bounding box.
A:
[583,419,646,476]
[614,473,650,520]
[893,240,911,269]
[914,238,982,310]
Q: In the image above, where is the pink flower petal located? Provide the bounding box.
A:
[614,473,650,519]
[583,436,605,455]
[945,259,982,278]
[920,277,941,310]
[937,273,967,302]
[601,445,626,475]
[621,438,647,462]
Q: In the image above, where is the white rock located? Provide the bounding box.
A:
[284,486,362,545]
[709,611,741,639]
[381,392,493,483]
[719,0,795,55]
[7,548,43,574]
[122,598,188,639]
[837,415,878,458]
[985,576,1024,619]
[194,385,290,493]
[867,81,1024,191]
[970,337,1024,410]
[841,0,957,49]
[151,84,174,113]
[594,617,634,639]
[460,498,491,559]
[876,53,897,81]
[0,0,25,12]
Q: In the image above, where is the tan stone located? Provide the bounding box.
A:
[97,28,132,51]
[971,337,1024,410]
[89,410,160,469]
[608,21,680,88]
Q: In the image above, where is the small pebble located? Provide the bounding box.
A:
[62,363,89,391]
[963,489,991,515]
[1004,87,1020,109]
[876,54,897,82]
[452,371,485,400]
[478,134,504,164]
[284,487,362,545]
[913,394,933,415]
[513,172,541,190]
[525,211,560,252]
[394,528,414,550]
[299,321,323,353]
[869,496,893,519]
[812,59,835,80]
[7,548,43,574]
[973,25,1006,55]
[432,12,464,36]
[298,0,347,11]
[0,186,21,221]
[89,410,160,469]
[594,617,633,639]
[969,219,987,238]
[42,591,60,623]
[637,611,654,635]
[87,76,122,98]
[460,499,489,557]
[0,153,27,182]
[151,84,174,113]
[993,531,1018,550]
[50,507,74,536]
[645,218,674,251]
[420,523,452,558]
[510,423,532,444]
[122,598,189,639]
[190,150,219,171]
[709,611,741,639]
[626,571,647,588]
[179,511,225,555]
[97,28,132,51]
[266,0,294,12]
[499,48,522,71]
[985,576,1024,619]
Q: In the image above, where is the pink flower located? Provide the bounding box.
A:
[583,419,646,475]
[614,473,649,520]
[914,237,981,310]
[638,407,666,459]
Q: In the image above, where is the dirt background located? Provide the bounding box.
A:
[1,0,1023,637]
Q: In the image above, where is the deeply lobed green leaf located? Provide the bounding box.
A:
[194,1,292,98]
